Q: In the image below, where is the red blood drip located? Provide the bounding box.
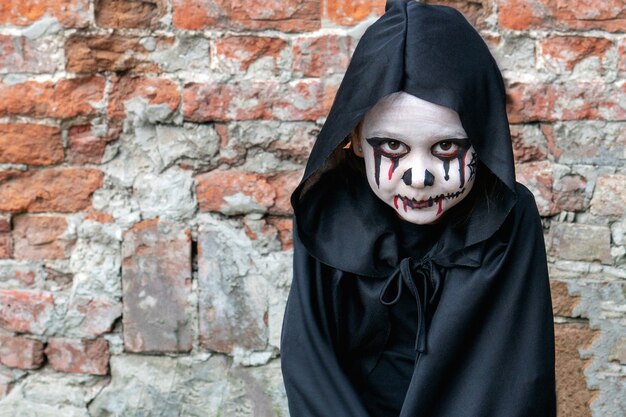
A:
[437,198,443,215]
[388,160,396,180]
[393,195,399,209]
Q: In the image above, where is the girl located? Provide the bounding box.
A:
[280,2,557,416]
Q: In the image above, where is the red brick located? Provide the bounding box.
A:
[171,0,221,29]
[196,170,276,214]
[95,0,166,29]
[196,169,303,215]
[540,36,613,72]
[498,0,550,30]
[590,174,626,217]
[555,322,598,417]
[0,0,90,28]
[498,0,626,32]
[0,168,103,213]
[45,338,109,375]
[0,289,54,334]
[422,0,492,29]
[326,0,384,25]
[506,82,626,123]
[65,34,174,74]
[619,39,626,73]
[0,123,63,165]
[550,280,579,318]
[231,0,321,31]
[538,124,563,161]
[108,76,180,122]
[183,80,325,122]
[212,123,245,166]
[267,170,302,215]
[516,160,586,215]
[266,216,293,250]
[0,335,44,369]
[515,161,557,216]
[510,124,548,163]
[321,76,341,116]
[0,35,58,73]
[215,35,287,72]
[0,213,11,260]
[0,216,10,233]
[172,0,320,32]
[292,34,352,77]
[122,219,193,353]
[83,210,115,224]
[68,124,120,164]
[0,77,105,119]
[553,174,587,213]
[12,215,73,260]
[0,232,11,259]
[182,81,270,121]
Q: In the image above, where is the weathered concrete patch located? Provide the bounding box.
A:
[88,354,288,417]
[549,223,612,264]
[0,371,107,417]
[197,216,269,354]
[134,168,198,221]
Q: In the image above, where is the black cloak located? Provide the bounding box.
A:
[280,1,557,416]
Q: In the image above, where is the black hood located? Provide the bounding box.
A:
[290,0,517,277]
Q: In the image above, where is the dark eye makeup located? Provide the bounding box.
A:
[365,137,470,159]
[366,137,410,157]
[431,138,471,160]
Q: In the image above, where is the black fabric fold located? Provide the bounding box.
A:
[379,257,439,353]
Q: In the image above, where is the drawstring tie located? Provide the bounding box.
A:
[379,257,436,354]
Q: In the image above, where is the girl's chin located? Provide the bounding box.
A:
[392,207,444,225]
[399,218,442,225]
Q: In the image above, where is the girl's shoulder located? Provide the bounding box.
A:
[514,181,538,204]
[512,181,542,220]
[493,181,543,244]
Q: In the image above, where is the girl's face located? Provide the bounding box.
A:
[355,92,477,225]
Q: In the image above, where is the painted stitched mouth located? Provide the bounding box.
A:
[394,188,466,211]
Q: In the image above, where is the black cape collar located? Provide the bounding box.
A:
[296,161,491,278]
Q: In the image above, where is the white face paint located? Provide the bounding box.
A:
[358,91,477,225]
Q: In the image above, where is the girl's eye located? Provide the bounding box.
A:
[432,141,461,158]
[381,140,408,155]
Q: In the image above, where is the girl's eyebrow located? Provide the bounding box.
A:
[366,134,469,141]
[366,136,394,142]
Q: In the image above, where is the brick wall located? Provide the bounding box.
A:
[0,0,623,416]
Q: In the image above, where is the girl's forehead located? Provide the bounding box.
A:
[361,92,467,142]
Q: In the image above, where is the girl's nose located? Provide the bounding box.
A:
[402,168,435,187]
